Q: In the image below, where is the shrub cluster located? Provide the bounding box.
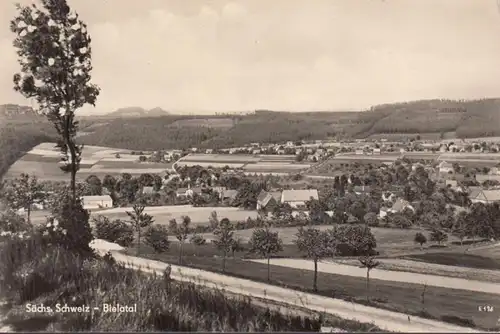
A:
[92,215,134,247]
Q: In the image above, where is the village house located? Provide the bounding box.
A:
[141,186,155,195]
[256,190,281,211]
[355,149,364,155]
[438,161,454,174]
[185,187,203,198]
[379,198,414,218]
[352,185,371,195]
[281,189,319,209]
[373,148,381,154]
[489,167,500,175]
[221,189,238,201]
[286,141,294,147]
[176,188,189,198]
[469,188,500,204]
[205,149,214,154]
[82,195,113,210]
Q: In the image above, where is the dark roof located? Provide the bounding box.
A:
[257,191,275,207]
[353,185,371,193]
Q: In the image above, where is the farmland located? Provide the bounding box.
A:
[177,154,311,173]
[91,205,258,226]
[5,142,172,181]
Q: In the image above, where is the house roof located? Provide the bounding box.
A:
[142,186,154,194]
[391,199,412,212]
[281,189,319,202]
[257,190,276,207]
[222,189,238,199]
[353,185,371,193]
[257,190,270,203]
[468,187,483,199]
[187,187,203,194]
[176,188,188,194]
[270,191,282,201]
[482,190,500,202]
[82,195,112,202]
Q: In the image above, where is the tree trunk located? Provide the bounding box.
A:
[179,242,183,264]
[26,205,31,225]
[366,269,370,301]
[313,259,318,292]
[267,256,271,282]
[137,230,141,256]
[222,251,226,272]
[64,114,78,202]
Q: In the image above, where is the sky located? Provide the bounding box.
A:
[1,0,500,115]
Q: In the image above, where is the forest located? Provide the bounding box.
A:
[3,98,500,161]
[0,118,57,179]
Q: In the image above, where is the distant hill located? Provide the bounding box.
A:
[347,98,500,139]
[0,104,39,117]
[6,97,500,151]
[106,107,170,118]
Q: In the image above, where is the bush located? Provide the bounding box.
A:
[93,216,134,247]
[189,234,207,246]
[41,190,94,256]
[0,210,32,234]
[144,225,170,253]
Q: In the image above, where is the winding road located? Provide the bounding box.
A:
[97,247,481,333]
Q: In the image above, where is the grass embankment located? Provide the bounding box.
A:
[0,235,382,332]
[126,242,500,331]
[402,252,500,270]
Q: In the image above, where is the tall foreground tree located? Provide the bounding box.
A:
[126,204,154,255]
[3,173,45,224]
[358,255,380,301]
[169,216,191,264]
[213,218,235,273]
[248,225,283,282]
[11,0,100,201]
[295,227,336,292]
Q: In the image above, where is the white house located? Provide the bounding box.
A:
[379,198,414,218]
[281,189,319,209]
[82,195,113,210]
[438,161,454,174]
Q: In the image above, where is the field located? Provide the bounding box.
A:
[91,205,258,226]
[178,154,311,173]
[170,117,235,128]
[5,142,172,181]
[366,133,447,141]
[402,252,500,270]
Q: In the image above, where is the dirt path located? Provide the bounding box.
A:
[249,258,500,295]
[106,250,480,333]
